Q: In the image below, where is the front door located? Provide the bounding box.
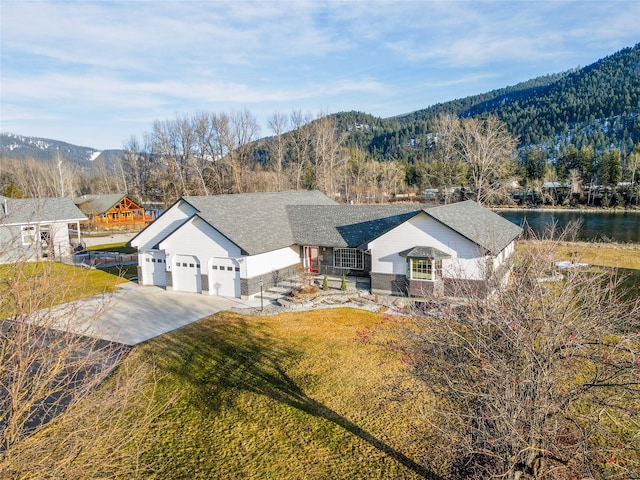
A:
[303,246,320,273]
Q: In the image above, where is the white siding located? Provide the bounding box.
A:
[368,212,486,280]
[139,250,167,286]
[158,217,242,273]
[46,221,71,257]
[131,200,197,251]
[243,246,300,278]
[0,221,72,263]
[208,257,241,297]
[493,240,515,271]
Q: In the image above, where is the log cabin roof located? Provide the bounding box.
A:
[74,194,146,216]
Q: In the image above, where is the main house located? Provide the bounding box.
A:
[0,195,87,263]
[129,191,522,299]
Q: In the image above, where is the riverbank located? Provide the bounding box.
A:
[519,239,640,269]
[492,206,640,213]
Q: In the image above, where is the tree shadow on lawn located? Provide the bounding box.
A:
[151,314,441,479]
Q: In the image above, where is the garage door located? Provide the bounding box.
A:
[140,251,167,286]
[173,255,202,293]
[208,258,240,298]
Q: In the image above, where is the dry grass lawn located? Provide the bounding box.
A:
[520,240,640,270]
[124,309,440,479]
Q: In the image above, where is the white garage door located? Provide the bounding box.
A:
[173,255,202,293]
[208,258,240,298]
[140,251,167,286]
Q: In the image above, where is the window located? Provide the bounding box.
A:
[21,226,36,246]
[408,258,442,281]
[211,265,218,270]
[333,248,364,270]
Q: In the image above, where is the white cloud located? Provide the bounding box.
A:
[2,0,638,148]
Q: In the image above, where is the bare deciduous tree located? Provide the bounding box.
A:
[456,116,517,205]
[0,239,174,477]
[383,229,640,479]
[312,113,345,198]
[267,112,289,192]
[288,110,314,190]
[429,114,467,204]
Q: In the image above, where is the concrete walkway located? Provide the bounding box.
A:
[56,282,264,346]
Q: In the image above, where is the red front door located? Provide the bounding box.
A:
[304,246,320,273]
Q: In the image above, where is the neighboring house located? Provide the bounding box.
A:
[129,191,522,299]
[542,181,580,195]
[0,195,87,263]
[74,194,154,231]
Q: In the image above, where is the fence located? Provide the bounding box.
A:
[71,251,138,268]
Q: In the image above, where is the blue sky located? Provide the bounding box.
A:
[1,0,639,150]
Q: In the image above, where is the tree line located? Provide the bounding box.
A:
[2,108,639,209]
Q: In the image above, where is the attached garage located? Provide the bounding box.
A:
[208,257,240,297]
[172,254,202,293]
[140,251,167,287]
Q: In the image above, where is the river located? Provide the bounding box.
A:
[496,210,640,243]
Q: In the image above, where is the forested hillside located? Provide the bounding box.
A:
[331,44,639,163]
[0,133,122,167]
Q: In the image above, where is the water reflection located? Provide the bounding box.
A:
[497,210,640,243]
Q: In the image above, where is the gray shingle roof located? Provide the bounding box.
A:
[182,190,338,255]
[1,197,87,225]
[424,200,522,254]
[165,191,520,256]
[399,246,452,259]
[287,205,422,248]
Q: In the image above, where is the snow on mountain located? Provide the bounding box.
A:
[0,133,118,166]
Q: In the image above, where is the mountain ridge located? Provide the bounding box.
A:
[0,132,123,167]
[2,44,638,166]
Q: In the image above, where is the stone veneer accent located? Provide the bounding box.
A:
[409,279,444,297]
[241,264,300,298]
[370,272,409,296]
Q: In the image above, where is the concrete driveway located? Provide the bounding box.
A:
[62,282,263,345]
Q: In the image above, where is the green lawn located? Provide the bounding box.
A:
[86,242,137,254]
[0,262,130,317]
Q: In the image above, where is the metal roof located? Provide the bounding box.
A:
[74,193,146,215]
